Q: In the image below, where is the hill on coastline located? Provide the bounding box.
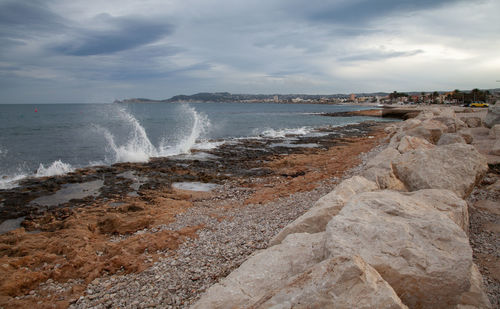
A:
[114,89,500,104]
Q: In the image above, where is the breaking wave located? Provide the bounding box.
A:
[96,105,211,163]
[36,160,74,177]
[260,127,313,138]
[0,159,74,189]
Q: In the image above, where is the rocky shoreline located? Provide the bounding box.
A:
[0,121,389,308]
[1,104,499,308]
[193,104,500,309]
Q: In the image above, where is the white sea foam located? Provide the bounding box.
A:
[36,160,74,177]
[0,174,27,190]
[260,127,312,138]
[192,140,225,150]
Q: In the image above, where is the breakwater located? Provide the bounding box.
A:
[194,105,500,308]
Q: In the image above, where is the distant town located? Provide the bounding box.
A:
[114,88,500,106]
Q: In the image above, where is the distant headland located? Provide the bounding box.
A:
[114,88,500,105]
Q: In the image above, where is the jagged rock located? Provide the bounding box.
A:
[192,233,325,309]
[362,167,406,191]
[253,256,408,309]
[484,101,500,128]
[400,119,422,131]
[384,125,399,135]
[434,116,466,133]
[459,129,474,144]
[460,116,482,128]
[406,189,469,232]
[420,119,449,142]
[437,133,466,146]
[392,143,488,198]
[360,147,406,191]
[399,119,447,144]
[325,191,474,308]
[397,135,435,153]
[366,148,401,169]
[458,264,492,308]
[270,176,377,246]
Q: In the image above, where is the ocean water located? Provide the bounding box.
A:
[0,102,381,189]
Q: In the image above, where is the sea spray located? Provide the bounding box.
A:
[260,126,313,138]
[158,105,211,156]
[95,104,211,163]
[36,160,74,177]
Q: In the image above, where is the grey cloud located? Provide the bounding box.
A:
[286,0,467,25]
[0,0,62,27]
[52,15,174,56]
[339,49,424,62]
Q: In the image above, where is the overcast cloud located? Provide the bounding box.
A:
[0,0,499,103]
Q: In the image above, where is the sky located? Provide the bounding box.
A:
[0,0,499,103]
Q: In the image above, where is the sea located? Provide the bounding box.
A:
[0,102,384,189]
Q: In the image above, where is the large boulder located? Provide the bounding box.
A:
[362,147,406,191]
[489,124,500,138]
[270,176,377,246]
[399,118,422,131]
[325,191,474,308]
[362,167,406,191]
[484,101,500,128]
[437,133,466,146]
[254,256,408,309]
[397,135,435,153]
[366,147,401,169]
[458,128,474,144]
[406,189,469,232]
[392,143,488,198]
[400,119,447,144]
[434,116,466,133]
[460,116,483,128]
[192,233,325,309]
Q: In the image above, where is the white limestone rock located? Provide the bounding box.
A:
[457,264,492,308]
[392,143,488,198]
[362,167,407,191]
[270,176,377,246]
[489,124,500,138]
[397,135,435,153]
[458,128,474,144]
[437,133,466,146]
[484,101,500,128]
[406,189,469,232]
[192,233,325,309]
[254,256,408,309]
[325,191,473,308]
